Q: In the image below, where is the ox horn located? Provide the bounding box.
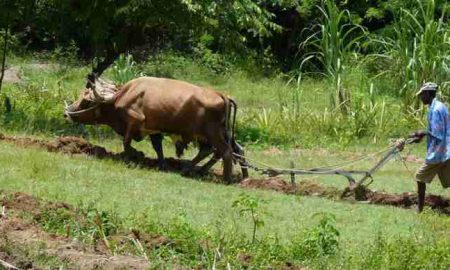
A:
[91,77,117,103]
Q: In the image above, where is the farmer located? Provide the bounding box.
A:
[409,82,450,213]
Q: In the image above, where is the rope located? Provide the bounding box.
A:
[396,152,417,181]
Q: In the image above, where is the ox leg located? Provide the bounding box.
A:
[191,142,214,166]
[207,131,233,184]
[123,139,144,160]
[123,123,144,160]
[181,141,214,175]
[150,133,167,170]
[197,152,220,175]
[233,140,249,179]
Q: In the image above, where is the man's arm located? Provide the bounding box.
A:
[408,130,428,143]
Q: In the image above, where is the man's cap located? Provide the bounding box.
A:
[416,82,438,96]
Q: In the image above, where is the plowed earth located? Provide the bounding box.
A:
[0,134,449,215]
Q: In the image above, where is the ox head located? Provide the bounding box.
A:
[64,75,117,124]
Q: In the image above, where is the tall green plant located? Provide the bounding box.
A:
[376,0,450,110]
[299,0,366,114]
[111,54,139,85]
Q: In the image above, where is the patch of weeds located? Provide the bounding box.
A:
[37,202,122,253]
[351,232,450,270]
[292,213,340,260]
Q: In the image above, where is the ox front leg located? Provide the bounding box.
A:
[150,134,167,170]
[123,123,144,160]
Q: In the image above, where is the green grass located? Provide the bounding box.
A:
[0,138,448,268]
[0,53,449,268]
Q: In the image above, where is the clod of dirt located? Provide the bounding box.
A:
[49,136,109,157]
[130,229,174,250]
[296,180,341,198]
[240,177,295,193]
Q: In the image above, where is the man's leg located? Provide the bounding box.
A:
[437,159,450,189]
[415,162,439,213]
[417,182,426,213]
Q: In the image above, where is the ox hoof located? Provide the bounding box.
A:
[181,166,195,176]
[158,161,168,171]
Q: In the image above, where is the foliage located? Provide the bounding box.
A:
[232,193,266,244]
[292,213,340,259]
[299,0,367,114]
[375,0,450,110]
[111,54,139,85]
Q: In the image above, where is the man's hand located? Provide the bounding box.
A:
[395,138,406,151]
[408,130,427,143]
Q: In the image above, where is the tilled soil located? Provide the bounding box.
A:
[0,134,449,214]
[0,191,172,269]
[240,178,450,214]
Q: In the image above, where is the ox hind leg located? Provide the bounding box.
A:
[196,140,249,180]
[179,140,214,175]
[150,133,167,170]
[205,129,233,184]
[233,140,249,179]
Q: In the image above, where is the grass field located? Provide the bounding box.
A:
[0,55,449,269]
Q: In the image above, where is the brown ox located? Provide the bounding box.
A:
[64,76,248,183]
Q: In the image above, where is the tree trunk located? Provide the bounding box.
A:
[0,26,9,94]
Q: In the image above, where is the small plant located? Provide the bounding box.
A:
[293,213,340,259]
[232,193,265,244]
[111,53,139,85]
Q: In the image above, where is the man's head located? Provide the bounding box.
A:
[416,82,438,105]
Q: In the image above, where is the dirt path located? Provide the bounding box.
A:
[0,134,449,215]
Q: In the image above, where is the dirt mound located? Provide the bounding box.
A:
[241,178,340,198]
[49,136,109,156]
[0,192,41,215]
[240,177,295,193]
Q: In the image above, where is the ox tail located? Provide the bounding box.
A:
[229,98,237,143]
